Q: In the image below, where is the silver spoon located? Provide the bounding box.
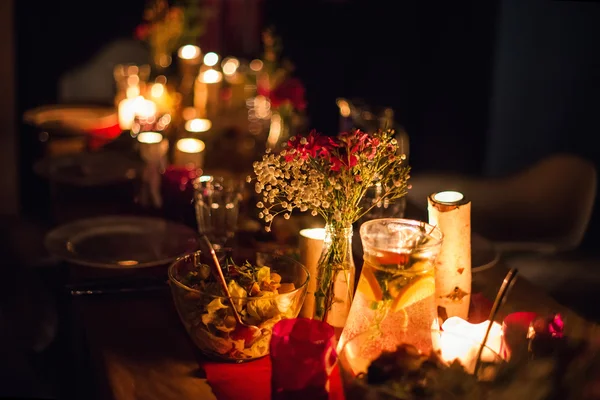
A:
[473,268,519,376]
[199,235,262,346]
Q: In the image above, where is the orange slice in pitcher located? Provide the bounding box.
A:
[356,266,383,302]
[375,250,410,266]
[391,275,435,312]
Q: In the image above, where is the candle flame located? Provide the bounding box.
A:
[433,191,464,204]
[201,69,222,84]
[137,131,163,144]
[185,118,212,133]
[203,52,219,67]
[176,138,205,154]
[249,59,263,72]
[178,45,201,60]
[300,228,326,241]
[150,83,165,98]
[222,57,240,76]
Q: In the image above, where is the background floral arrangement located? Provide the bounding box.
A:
[135,0,209,69]
[249,128,410,320]
[256,27,306,114]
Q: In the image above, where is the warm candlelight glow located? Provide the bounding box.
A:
[182,107,198,121]
[137,131,163,144]
[436,317,505,371]
[337,99,351,117]
[300,228,326,241]
[126,86,140,99]
[203,52,219,67]
[200,69,223,84]
[267,112,282,148]
[178,44,201,60]
[118,96,156,130]
[150,83,165,98]
[249,59,263,72]
[176,138,205,154]
[185,118,212,133]
[222,57,240,76]
[433,191,464,204]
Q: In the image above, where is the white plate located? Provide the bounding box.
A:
[45,216,199,268]
[33,151,142,187]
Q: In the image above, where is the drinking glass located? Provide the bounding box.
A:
[193,175,244,249]
[339,219,443,352]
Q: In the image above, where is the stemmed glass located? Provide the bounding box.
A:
[193,175,244,249]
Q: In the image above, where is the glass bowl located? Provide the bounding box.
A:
[168,251,309,362]
[338,328,504,400]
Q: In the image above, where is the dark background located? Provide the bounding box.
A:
[13,0,600,243]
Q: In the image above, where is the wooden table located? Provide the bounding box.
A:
[69,261,598,400]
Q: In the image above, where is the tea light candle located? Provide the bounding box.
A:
[435,317,505,373]
[428,191,471,320]
[185,118,212,133]
[174,138,205,169]
[118,96,157,130]
[298,228,326,319]
[194,68,223,117]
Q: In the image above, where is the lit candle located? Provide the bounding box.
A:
[174,138,205,169]
[434,317,505,373]
[185,118,212,133]
[298,228,326,319]
[137,131,168,163]
[222,57,245,109]
[178,45,201,65]
[203,52,219,68]
[428,191,472,320]
[118,96,157,130]
[194,68,223,118]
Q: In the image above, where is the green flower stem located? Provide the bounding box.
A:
[314,223,353,322]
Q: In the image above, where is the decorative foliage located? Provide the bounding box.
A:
[257,27,306,113]
[249,128,411,231]
[136,0,209,68]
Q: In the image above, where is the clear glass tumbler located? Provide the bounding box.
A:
[193,175,244,249]
[339,218,443,353]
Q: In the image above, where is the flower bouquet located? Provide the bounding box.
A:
[249,129,410,327]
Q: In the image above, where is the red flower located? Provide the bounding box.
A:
[285,131,334,162]
[270,77,306,111]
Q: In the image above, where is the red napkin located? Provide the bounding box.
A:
[87,123,123,150]
[203,357,272,400]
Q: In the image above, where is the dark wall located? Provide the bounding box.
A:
[264,0,500,175]
[485,0,600,177]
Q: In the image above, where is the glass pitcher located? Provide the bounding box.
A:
[339,218,443,353]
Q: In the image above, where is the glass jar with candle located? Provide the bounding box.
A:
[339,219,443,353]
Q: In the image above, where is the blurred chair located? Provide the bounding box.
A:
[407,153,597,254]
[59,38,150,105]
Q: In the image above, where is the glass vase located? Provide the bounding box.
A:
[314,223,356,336]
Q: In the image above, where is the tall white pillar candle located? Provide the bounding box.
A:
[428,191,472,320]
